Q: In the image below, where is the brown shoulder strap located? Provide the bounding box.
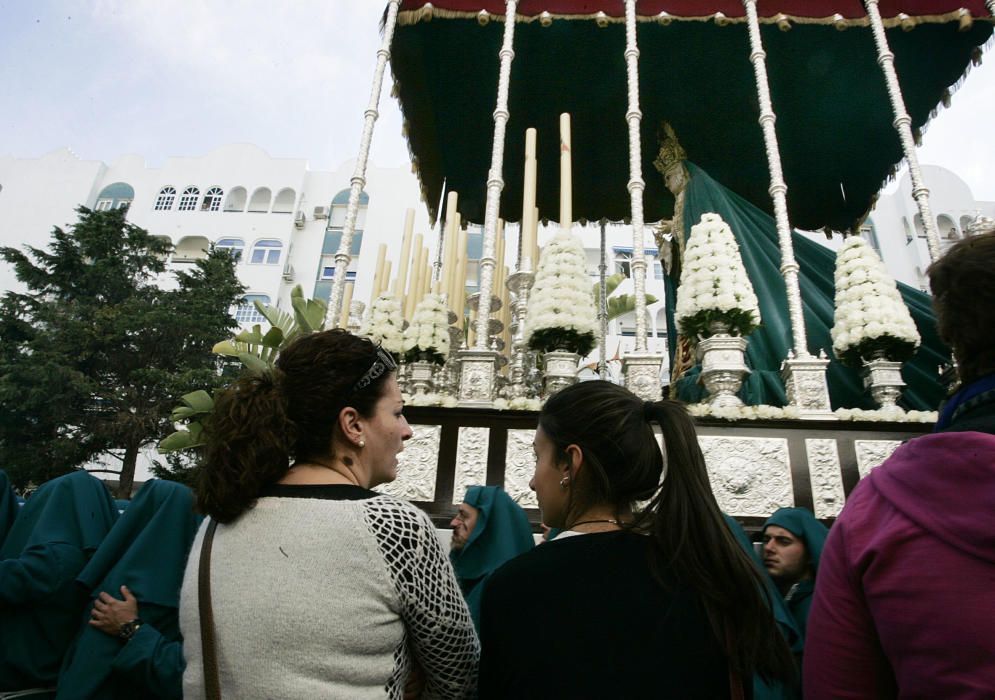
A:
[198,518,222,700]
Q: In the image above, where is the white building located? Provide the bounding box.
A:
[3,145,990,376]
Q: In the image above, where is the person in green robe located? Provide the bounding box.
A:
[449,485,534,630]
[0,470,118,692]
[0,470,19,548]
[725,514,802,699]
[761,507,828,642]
[56,479,201,700]
[652,124,948,410]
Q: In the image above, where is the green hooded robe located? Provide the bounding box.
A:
[450,486,534,630]
[56,479,201,700]
[0,471,118,691]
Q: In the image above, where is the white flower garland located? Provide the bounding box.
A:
[675,213,761,336]
[686,402,937,423]
[402,392,459,408]
[525,232,598,345]
[359,292,405,355]
[831,237,920,362]
[493,396,543,411]
[402,293,451,361]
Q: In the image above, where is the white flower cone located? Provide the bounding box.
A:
[831,237,920,362]
[674,213,761,336]
[524,232,598,350]
[402,293,451,361]
[359,292,405,355]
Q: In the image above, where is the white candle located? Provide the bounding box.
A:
[393,209,415,296]
[521,128,538,270]
[560,113,572,234]
[370,243,387,305]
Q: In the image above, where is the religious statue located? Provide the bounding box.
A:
[651,122,695,390]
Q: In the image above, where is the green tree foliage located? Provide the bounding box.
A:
[594,272,658,322]
[0,207,244,494]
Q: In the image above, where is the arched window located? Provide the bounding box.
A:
[902,217,913,243]
[154,186,176,211]
[233,294,270,325]
[224,187,247,212]
[936,214,958,240]
[178,186,200,211]
[216,237,245,262]
[248,187,271,213]
[913,213,927,238]
[961,215,974,234]
[96,182,135,211]
[249,239,282,265]
[201,187,224,212]
[272,188,296,213]
[173,235,210,262]
[860,219,881,256]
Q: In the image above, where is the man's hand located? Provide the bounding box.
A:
[89,585,139,636]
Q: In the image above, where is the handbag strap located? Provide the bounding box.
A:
[198,518,222,700]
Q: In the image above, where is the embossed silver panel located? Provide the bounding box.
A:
[505,429,538,508]
[699,436,793,517]
[376,424,440,501]
[453,427,490,503]
[854,440,901,478]
[806,439,845,519]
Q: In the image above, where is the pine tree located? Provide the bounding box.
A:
[0,207,244,494]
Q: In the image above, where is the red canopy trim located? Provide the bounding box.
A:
[397,1,994,26]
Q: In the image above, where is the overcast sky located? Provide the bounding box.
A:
[2,1,993,202]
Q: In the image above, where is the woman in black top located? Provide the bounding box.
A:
[479,381,794,699]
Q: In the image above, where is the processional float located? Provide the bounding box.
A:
[325,0,993,419]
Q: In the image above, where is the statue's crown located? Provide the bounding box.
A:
[653,122,686,175]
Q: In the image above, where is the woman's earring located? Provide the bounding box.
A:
[358,440,366,448]
[559,476,569,489]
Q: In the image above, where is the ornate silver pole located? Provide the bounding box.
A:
[988,1,995,18]
[620,0,663,400]
[598,220,609,380]
[864,0,942,262]
[325,0,401,328]
[743,0,832,417]
[457,0,518,406]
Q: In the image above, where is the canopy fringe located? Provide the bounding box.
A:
[397,5,995,30]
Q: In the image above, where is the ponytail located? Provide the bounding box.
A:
[641,400,795,684]
[197,369,296,523]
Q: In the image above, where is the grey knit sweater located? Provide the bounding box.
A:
[179,484,478,698]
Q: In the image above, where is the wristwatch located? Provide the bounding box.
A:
[118,618,144,641]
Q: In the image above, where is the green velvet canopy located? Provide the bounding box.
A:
[390,2,992,233]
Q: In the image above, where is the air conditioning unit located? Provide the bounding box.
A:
[313,206,329,220]
[294,211,306,229]
[282,263,295,281]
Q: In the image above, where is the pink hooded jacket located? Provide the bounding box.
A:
[804,431,995,699]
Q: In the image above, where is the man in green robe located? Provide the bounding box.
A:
[0,470,118,692]
[56,479,201,700]
[762,507,829,642]
[449,486,534,631]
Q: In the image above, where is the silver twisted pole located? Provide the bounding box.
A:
[864,0,942,262]
[474,0,518,349]
[598,220,609,379]
[988,2,995,20]
[623,0,649,353]
[743,0,810,358]
[324,0,401,328]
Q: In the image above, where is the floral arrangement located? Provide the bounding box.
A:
[402,293,451,364]
[525,232,598,356]
[674,213,761,338]
[684,402,936,423]
[359,292,405,356]
[834,407,937,423]
[831,237,920,367]
[686,403,801,421]
[493,396,543,411]
[402,392,459,408]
